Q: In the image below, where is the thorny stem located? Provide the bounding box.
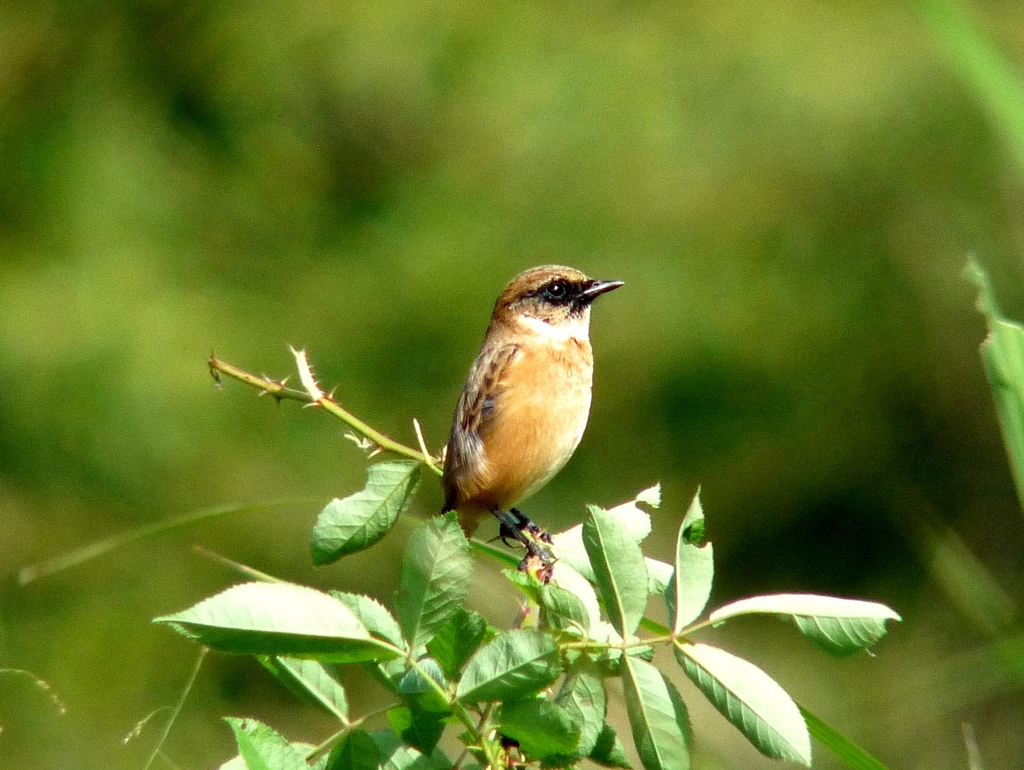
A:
[209,354,443,474]
[414,417,442,474]
[209,352,730,765]
[208,357,307,401]
[200,351,888,770]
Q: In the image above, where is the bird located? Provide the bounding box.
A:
[441,265,623,576]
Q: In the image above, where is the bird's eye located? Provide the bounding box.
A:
[543,281,568,301]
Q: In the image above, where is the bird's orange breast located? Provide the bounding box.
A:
[470,336,594,511]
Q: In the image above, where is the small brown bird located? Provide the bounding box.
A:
[441,265,623,569]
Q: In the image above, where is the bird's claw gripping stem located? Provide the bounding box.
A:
[492,507,555,583]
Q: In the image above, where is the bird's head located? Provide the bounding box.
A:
[492,265,623,334]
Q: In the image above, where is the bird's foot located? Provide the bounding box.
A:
[491,507,555,584]
[508,507,554,544]
[519,543,555,585]
[497,519,520,548]
[496,508,552,548]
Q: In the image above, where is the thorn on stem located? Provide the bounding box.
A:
[291,346,325,401]
[412,418,439,470]
[208,356,223,389]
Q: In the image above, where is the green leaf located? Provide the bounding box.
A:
[311,460,422,564]
[326,729,381,770]
[550,524,596,582]
[395,513,473,649]
[506,567,593,636]
[220,745,327,770]
[387,705,446,755]
[604,497,653,542]
[968,260,1024,512]
[583,505,649,638]
[799,703,890,770]
[154,582,399,662]
[398,657,450,713]
[541,582,592,634]
[371,728,453,770]
[919,522,1017,636]
[550,562,601,626]
[645,559,674,597]
[427,607,492,679]
[667,491,714,634]
[709,594,902,657]
[635,483,662,508]
[675,642,810,766]
[549,486,659,581]
[258,656,348,720]
[547,656,606,764]
[225,717,309,770]
[398,658,447,694]
[921,4,1024,171]
[499,697,580,760]
[456,629,561,704]
[503,568,543,602]
[589,724,633,769]
[678,488,705,544]
[330,592,407,649]
[621,656,690,770]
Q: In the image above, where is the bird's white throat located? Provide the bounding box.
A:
[517,314,591,343]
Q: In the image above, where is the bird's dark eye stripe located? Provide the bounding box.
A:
[538,280,579,303]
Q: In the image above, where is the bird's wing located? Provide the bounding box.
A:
[457,342,520,439]
[442,343,520,510]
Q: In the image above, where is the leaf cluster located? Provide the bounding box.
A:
[155,467,901,770]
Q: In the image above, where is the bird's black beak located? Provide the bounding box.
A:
[579,279,624,303]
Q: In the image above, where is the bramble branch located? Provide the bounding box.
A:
[209,351,444,475]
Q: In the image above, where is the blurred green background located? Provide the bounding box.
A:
[2,0,1024,768]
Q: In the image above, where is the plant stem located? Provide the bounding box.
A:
[209,354,443,474]
[18,498,313,585]
[190,545,285,583]
[304,702,398,764]
[451,746,470,770]
[405,655,503,770]
[475,703,501,770]
[142,647,207,770]
[208,356,309,402]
